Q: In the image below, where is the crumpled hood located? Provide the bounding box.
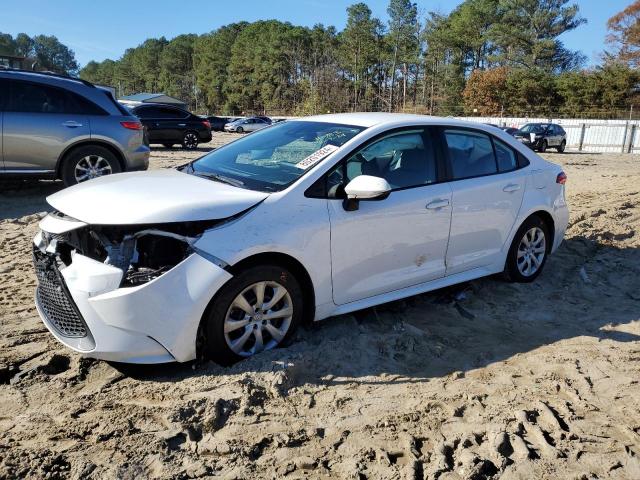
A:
[47,169,269,225]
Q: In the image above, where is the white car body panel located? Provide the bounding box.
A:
[328,183,452,304]
[445,170,525,275]
[46,169,268,224]
[33,113,569,363]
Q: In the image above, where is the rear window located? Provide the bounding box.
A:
[444,129,497,180]
[493,138,518,172]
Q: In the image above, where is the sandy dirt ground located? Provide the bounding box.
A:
[0,135,639,479]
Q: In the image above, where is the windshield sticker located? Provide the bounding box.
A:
[295,144,339,170]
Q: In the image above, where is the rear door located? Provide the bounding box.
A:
[3,79,91,171]
[545,124,558,147]
[554,125,565,145]
[154,106,189,142]
[442,128,526,275]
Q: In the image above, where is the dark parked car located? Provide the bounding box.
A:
[130,104,212,149]
[204,115,229,132]
[514,123,567,153]
[254,115,272,124]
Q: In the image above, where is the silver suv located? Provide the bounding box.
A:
[0,70,150,186]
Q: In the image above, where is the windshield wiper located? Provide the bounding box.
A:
[195,172,245,187]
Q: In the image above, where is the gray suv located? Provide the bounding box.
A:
[0,70,149,186]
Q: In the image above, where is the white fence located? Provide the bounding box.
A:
[459,116,640,154]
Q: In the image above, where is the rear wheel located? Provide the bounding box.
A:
[201,265,303,365]
[61,145,121,187]
[539,140,547,153]
[182,131,199,150]
[503,215,550,283]
[557,140,566,153]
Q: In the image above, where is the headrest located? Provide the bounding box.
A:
[398,149,425,171]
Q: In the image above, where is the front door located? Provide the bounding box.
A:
[441,128,526,275]
[328,127,452,305]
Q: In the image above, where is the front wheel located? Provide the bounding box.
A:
[236,126,244,133]
[538,140,547,153]
[61,146,121,187]
[182,131,199,150]
[201,265,303,365]
[503,215,550,283]
[557,140,566,153]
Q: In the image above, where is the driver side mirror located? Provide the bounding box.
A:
[343,175,392,211]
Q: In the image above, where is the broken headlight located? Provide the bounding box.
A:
[78,220,221,287]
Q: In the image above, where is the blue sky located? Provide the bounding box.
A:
[1,0,632,67]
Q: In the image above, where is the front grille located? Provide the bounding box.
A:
[33,248,88,338]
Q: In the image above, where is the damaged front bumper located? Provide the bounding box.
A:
[33,214,232,363]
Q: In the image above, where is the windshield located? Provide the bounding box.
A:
[520,124,547,134]
[189,121,365,192]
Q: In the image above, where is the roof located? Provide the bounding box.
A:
[0,69,95,88]
[120,93,165,101]
[299,112,429,127]
[297,112,501,130]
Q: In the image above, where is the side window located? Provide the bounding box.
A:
[134,107,154,119]
[10,81,67,113]
[493,138,518,172]
[144,106,163,118]
[156,107,186,119]
[444,129,497,180]
[327,129,437,194]
[66,91,107,115]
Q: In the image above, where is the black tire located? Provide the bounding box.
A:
[182,131,199,150]
[503,215,550,283]
[201,265,304,365]
[557,140,566,153]
[163,143,174,149]
[236,126,244,133]
[61,145,121,187]
[538,140,547,153]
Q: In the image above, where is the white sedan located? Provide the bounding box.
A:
[33,113,569,364]
[223,117,270,133]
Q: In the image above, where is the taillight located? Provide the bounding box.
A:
[121,121,144,130]
[556,172,567,185]
[202,120,211,130]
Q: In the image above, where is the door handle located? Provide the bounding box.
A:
[178,123,186,126]
[426,198,450,209]
[62,120,83,128]
[503,183,521,193]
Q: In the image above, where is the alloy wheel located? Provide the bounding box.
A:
[74,155,112,183]
[184,132,198,149]
[224,281,293,357]
[516,227,546,277]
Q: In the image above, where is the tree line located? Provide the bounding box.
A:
[2,0,640,119]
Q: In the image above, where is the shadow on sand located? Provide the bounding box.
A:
[115,235,640,389]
